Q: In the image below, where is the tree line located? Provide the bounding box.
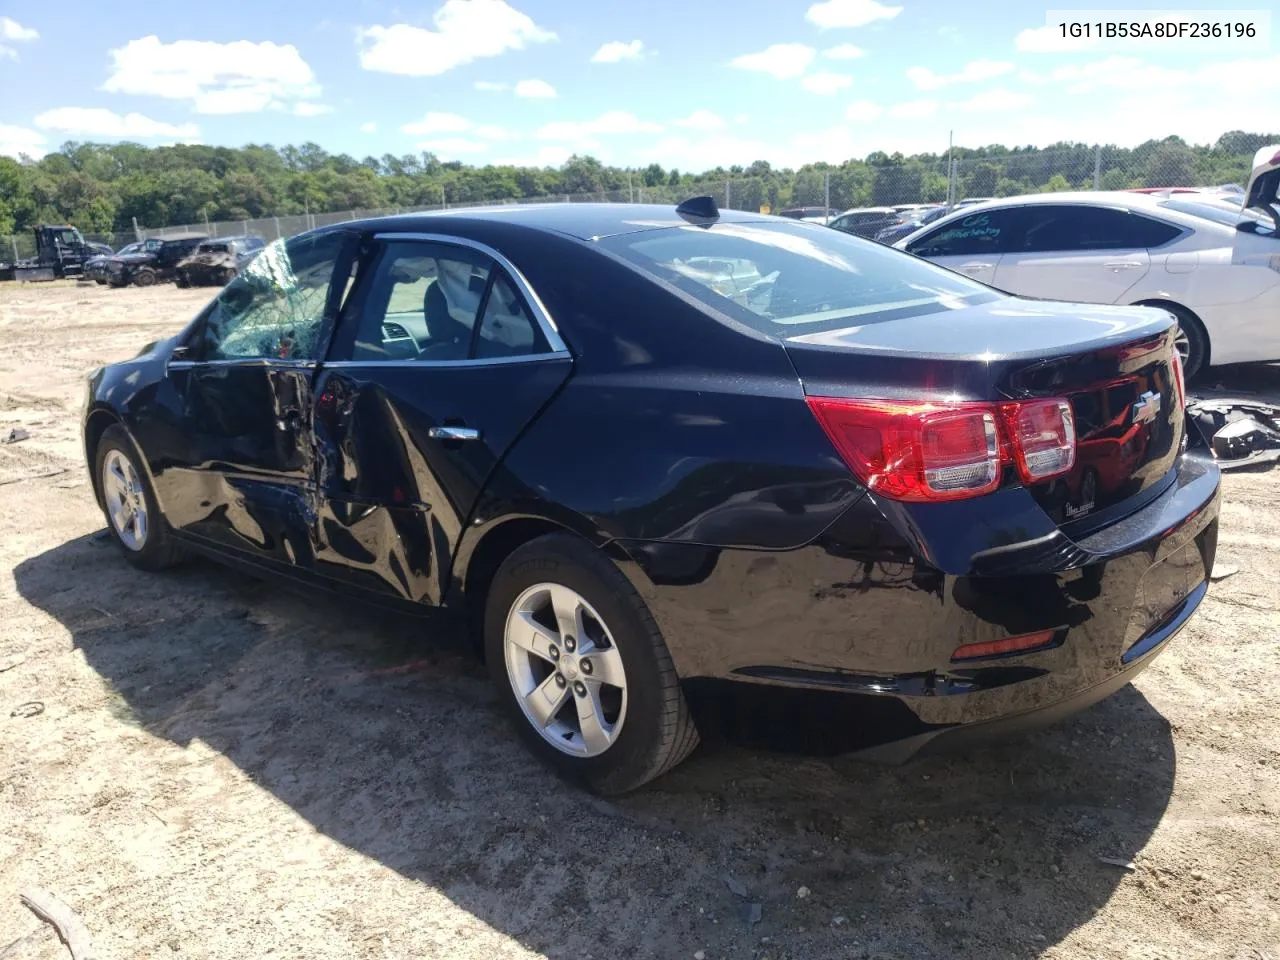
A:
[0,130,1274,242]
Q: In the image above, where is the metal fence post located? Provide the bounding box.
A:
[824,172,831,221]
[1093,144,1102,190]
[10,236,18,264]
[273,216,281,240]
[725,179,731,209]
[132,217,142,241]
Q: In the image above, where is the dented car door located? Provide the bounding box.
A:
[310,233,572,606]
[157,230,358,566]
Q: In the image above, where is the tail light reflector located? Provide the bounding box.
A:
[951,629,1057,662]
[1000,399,1076,484]
[1170,348,1186,412]
[807,395,1076,503]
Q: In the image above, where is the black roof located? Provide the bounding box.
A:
[348,202,769,242]
[155,232,209,242]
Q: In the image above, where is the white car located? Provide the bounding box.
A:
[895,181,1280,378]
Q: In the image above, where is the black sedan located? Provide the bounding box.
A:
[81,199,1220,794]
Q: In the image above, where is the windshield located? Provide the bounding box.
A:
[199,243,231,254]
[599,219,1000,333]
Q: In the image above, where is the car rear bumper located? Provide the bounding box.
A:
[618,444,1220,756]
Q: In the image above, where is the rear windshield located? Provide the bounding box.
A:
[599,219,999,333]
[199,243,232,253]
[1160,198,1275,235]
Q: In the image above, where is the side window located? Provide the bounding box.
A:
[193,231,350,362]
[474,275,548,359]
[349,241,492,362]
[1017,205,1181,252]
[907,209,1021,257]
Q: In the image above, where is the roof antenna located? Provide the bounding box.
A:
[675,195,720,225]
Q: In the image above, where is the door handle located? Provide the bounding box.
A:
[1104,261,1143,271]
[959,262,992,270]
[428,425,481,442]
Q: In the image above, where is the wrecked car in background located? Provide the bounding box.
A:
[175,235,266,287]
[106,234,207,287]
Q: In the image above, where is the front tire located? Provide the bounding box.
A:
[95,425,183,571]
[132,267,156,287]
[484,533,699,795]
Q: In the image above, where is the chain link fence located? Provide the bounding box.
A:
[2,145,1253,259]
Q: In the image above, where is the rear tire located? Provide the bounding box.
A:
[484,533,699,795]
[1141,301,1208,380]
[175,273,189,288]
[94,425,183,571]
[132,267,156,288]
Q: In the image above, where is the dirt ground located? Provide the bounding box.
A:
[1,280,1279,960]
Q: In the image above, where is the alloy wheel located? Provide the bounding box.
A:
[503,582,628,758]
[101,448,149,551]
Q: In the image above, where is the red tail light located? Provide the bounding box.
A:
[999,398,1076,484]
[807,395,1076,502]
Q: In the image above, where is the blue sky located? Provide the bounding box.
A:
[0,0,1275,169]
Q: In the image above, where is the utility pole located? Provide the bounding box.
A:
[131,216,141,242]
[725,179,731,209]
[824,171,831,222]
[947,129,955,207]
[1093,144,1102,190]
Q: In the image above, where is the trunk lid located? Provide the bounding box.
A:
[783,298,1184,528]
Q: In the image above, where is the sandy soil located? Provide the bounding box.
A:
[1,280,1279,960]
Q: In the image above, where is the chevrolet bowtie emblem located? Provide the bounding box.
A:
[1132,390,1161,425]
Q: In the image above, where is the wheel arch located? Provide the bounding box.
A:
[83,405,121,508]
[1131,298,1211,369]
[452,512,638,659]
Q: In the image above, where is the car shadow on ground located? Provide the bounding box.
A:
[15,534,1177,959]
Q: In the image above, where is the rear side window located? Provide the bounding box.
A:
[600,219,999,334]
[340,240,550,363]
[907,209,1022,257]
[1017,205,1182,252]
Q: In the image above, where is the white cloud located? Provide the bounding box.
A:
[906,59,1014,90]
[34,107,199,139]
[359,121,377,133]
[888,99,939,119]
[959,88,1033,113]
[417,138,489,156]
[401,112,515,146]
[806,0,903,29]
[674,109,726,131]
[801,72,853,95]
[475,80,509,92]
[0,17,38,40]
[0,16,37,59]
[515,78,556,98]
[357,0,555,77]
[844,99,883,122]
[292,102,333,117]
[1015,24,1098,52]
[823,43,865,60]
[0,123,46,159]
[103,36,322,115]
[591,39,644,63]
[537,111,662,142]
[730,43,816,79]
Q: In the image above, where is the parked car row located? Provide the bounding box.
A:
[894,146,1280,380]
[83,234,267,288]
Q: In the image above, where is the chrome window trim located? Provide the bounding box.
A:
[321,351,571,370]
[168,358,318,370]
[371,231,568,354]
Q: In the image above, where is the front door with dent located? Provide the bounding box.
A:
[158,230,358,569]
